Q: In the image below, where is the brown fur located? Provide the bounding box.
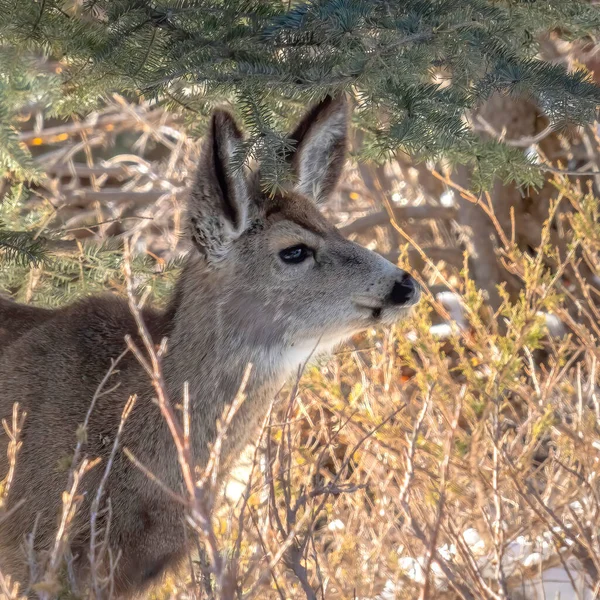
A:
[0,299,53,356]
[0,96,420,597]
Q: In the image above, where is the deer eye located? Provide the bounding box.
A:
[279,244,312,264]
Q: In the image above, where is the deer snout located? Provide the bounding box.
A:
[388,272,421,307]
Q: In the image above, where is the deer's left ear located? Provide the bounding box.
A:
[287,95,349,204]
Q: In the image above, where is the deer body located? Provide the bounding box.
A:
[0,98,419,596]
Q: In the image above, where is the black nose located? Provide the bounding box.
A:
[389,273,420,306]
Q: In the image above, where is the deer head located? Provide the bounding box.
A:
[183,95,420,367]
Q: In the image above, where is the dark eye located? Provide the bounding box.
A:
[279,244,312,264]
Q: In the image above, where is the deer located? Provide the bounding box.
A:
[0,96,420,597]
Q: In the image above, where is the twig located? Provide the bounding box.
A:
[419,398,462,600]
[339,205,456,236]
[89,394,136,599]
[473,115,557,148]
[0,404,26,508]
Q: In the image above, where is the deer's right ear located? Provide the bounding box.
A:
[189,110,250,261]
[287,95,349,205]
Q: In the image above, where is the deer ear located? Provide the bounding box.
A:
[189,110,250,261]
[287,95,349,204]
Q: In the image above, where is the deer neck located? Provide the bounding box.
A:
[160,260,303,466]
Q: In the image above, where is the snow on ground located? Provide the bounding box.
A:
[372,527,593,600]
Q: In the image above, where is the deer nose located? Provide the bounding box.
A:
[389,273,420,306]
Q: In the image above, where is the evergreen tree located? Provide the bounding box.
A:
[1,0,600,282]
[1,0,600,187]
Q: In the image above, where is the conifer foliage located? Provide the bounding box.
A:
[1,0,600,273]
[1,1,600,184]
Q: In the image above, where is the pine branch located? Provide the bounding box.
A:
[0,223,46,266]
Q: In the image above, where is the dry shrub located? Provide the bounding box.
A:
[182,176,600,600]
